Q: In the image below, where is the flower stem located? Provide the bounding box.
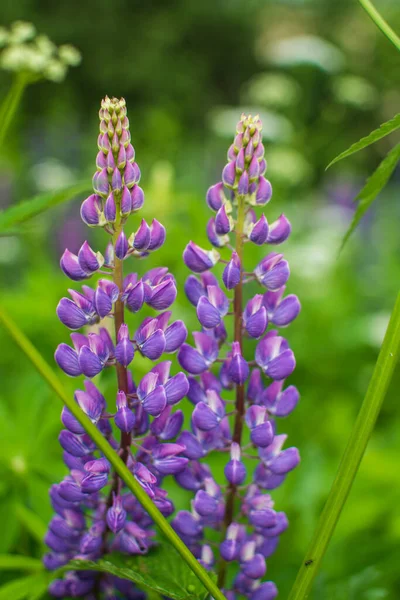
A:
[0,73,28,149]
[288,292,400,600]
[0,304,227,600]
[217,195,246,589]
[359,0,400,52]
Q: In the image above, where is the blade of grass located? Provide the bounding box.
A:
[0,73,28,148]
[359,0,400,52]
[288,292,400,600]
[0,305,226,600]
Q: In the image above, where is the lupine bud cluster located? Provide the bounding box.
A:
[45,97,190,598]
[177,114,301,598]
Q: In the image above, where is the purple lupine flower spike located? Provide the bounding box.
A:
[177,113,301,597]
[47,97,189,597]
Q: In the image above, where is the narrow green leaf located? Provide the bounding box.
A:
[327,113,400,169]
[15,504,47,545]
[0,555,43,570]
[0,306,226,600]
[359,0,400,52]
[0,74,28,149]
[0,572,49,600]
[0,183,90,233]
[65,547,215,600]
[340,142,400,250]
[288,292,400,600]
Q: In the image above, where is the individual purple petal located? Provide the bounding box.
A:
[80,194,104,227]
[56,298,89,330]
[115,231,128,260]
[269,294,301,327]
[237,171,249,195]
[111,167,122,192]
[107,494,127,533]
[115,337,134,366]
[147,279,177,310]
[164,320,187,353]
[224,442,246,485]
[125,280,145,313]
[177,431,205,459]
[131,185,144,211]
[262,382,300,416]
[255,333,295,380]
[192,402,220,431]
[133,219,151,250]
[78,346,104,378]
[250,582,278,600]
[142,386,167,417]
[255,253,290,291]
[60,249,90,281]
[124,161,140,188]
[249,214,269,245]
[58,431,92,457]
[267,214,291,244]
[93,167,109,197]
[207,217,229,248]
[270,447,300,474]
[93,287,112,318]
[78,241,104,273]
[140,329,166,360]
[120,185,133,215]
[197,296,221,328]
[255,176,272,205]
[184,275,206,306]
[215,204,231,235]
[228,342,249,384]
[222,161,236,188]
[104,193,117,222]
[164,372,189,405]
[183,242,219,273]
[115,406,135,432]
[222,251,241,289]
[206,182,225,211]
[148,219,166,251]
[55,343,81,376]
[244,295,268,339]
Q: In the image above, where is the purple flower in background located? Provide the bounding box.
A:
[176,113,301,598]
[46,97,189,598]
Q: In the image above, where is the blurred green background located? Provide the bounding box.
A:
[1,0,400,598]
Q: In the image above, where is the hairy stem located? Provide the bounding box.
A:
[217,194,246,588]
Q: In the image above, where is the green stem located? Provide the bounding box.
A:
[0,305,226,600]
[217,195,246,589]
[0,73,28,149]
[359,0,400,52]
[288,292,400,600]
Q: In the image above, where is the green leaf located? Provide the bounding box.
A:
[0,183,90,234]
[327,113,400,169]
[0,554,43,570]
[0,306,226,600]
[288,292,400,600]
[0,572,50,600]
[340,142,400,250]
[65,547,216,600]
[15,504,47,545]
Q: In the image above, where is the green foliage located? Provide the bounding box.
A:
[0,183,90,234]
[67,547,216,600]
[0,571,50,600]
[326,113,400,169]
[0,555,43,570]
[340,143,400,250]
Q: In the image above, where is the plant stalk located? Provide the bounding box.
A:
[288,292,400,600]
[359,0,400,52]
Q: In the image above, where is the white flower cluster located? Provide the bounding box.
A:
[0,21,81,82]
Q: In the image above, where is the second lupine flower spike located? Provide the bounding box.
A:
[178,113,301,599]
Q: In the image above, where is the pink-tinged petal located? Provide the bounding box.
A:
[104,193,117,222]
[151,361,171,385]
[178,344,208,374]
[207,285,229,315]
[93,167,109,196]
[120,185,132,215]
[164,372,189,405]
[75,388,104,421]
[164,320,187,352]
[222,161,236,188]
[270,447,300,474]
[267,214,291,244]
[98,279,119,303]
[265,349,296,380]
[55,344,81,376]
[137,372,159,401]
[238,171,249,195]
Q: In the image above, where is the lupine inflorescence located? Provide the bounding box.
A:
[176,113,301,599]
[45,97,190,598]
